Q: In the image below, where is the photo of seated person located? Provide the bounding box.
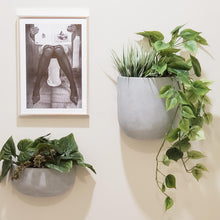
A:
[26,23,82,109]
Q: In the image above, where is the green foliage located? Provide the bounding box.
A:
[195,163,208,171]
[135,25,212,210]
[0,133,96,182]
[165,196,174,210]
[112,25,212,210]
[192,168,202,181]
[114,24,208,80]
[187,150,205,159]
[162,155,171,166]
[112,45,157,77]
[166,147,183,161]
[137,31,164,44]
[165,174,176,188]
[165,128,180,143]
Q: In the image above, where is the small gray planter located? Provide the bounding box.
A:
[11,167,76,197]
[117,76,177,139]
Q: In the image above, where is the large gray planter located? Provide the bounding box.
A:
[117,76,177,139]
[11,167,76,197]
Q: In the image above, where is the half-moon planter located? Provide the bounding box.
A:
[117,76,177,139]
[11,167,76,197]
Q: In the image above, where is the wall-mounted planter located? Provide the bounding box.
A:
[11,167,76,197]
[117,76,177,139]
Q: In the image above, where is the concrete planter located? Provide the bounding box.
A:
[117,76,177,139]
[11,167,76,197]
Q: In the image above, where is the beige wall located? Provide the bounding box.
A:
[0,0,220,219]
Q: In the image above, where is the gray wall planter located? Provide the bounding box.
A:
[11,167,76,197]
[117,76,176,139]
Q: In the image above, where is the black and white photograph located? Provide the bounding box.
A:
[18,17,88,115]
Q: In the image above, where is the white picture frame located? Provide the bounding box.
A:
[17,9,89,115]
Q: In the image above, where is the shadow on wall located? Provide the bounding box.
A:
[16,115,90,128]
[120,116,220,220]
[0,167,95,220]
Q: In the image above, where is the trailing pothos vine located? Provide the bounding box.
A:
[137,25,213,210]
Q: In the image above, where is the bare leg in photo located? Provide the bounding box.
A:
[32,45,53,104]
[32,45,78,105]
[54,45,78,105]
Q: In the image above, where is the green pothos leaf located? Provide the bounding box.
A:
[190,55,201,77]
[192,168,202,181]
[165,128,180,143]
[171,24,184,35]
[195,163,208,171]
[195,35,208,45]
[192,80,210,96]
[203,112,213,125]
[166,147,183,161]
[159,85,174,98]
[173,137,191,152]
[180,29,200,40]
[181,106,195,119]
[187,150,205,159]
[153,40,170,51]
[166,96,178,111]
[165,196,174,210]
[165,174,176,188]
[162,155,171,166]
[137,31,164,43]
[152,63,167,75]
[179,118,190,133]
[188,126,205,140]
[183,40,198,53]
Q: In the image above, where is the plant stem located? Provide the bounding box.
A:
[155,105,180,197]
[181,158,191,173]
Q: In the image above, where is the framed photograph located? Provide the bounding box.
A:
[17,9,89,115]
